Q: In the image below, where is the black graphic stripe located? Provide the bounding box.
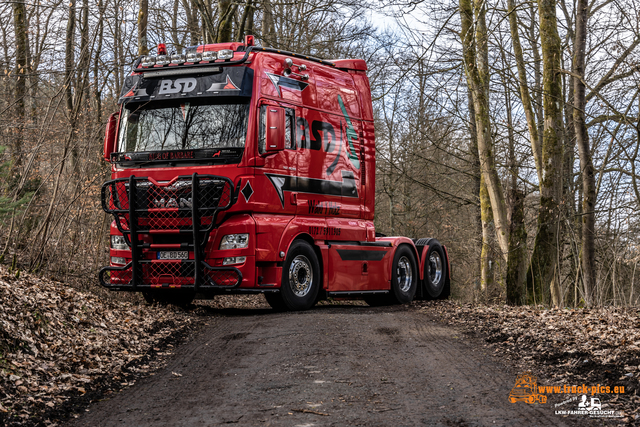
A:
[266,172,358,207]
[336,249,388,261]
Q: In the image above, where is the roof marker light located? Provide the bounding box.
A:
[157,43,167,55]
[244,35,255,47]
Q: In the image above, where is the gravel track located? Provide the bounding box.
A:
[71,304,591,426]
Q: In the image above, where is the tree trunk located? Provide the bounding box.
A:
[138,0,149,56]
[192,0,216,43]
[507,0,542,185]
[459,0,510,262]
[467,85,483,299]
[182,0,200,45]
[573,0,596,306]
[527,0,565,306]
[216,0,236,43]
[12,0,28,169]
[94,0,105,123]
[262,0,276,47]
[65,0,76,116]
[237,0,254,42]
[480,175,494,297]
[503,64,528,305]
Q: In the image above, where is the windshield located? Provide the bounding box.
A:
[118,100,250,153]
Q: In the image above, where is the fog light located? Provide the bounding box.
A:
[202,51,217,61]
[141,56,156,67]
[111,257,127,265]
[186,52,202,63]
[111,235,128,250]
[170,53,185,64]
[217,49,234,60]
[223,256,246,265]
[156,55,170,65]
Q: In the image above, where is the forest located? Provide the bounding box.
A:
[0,0,638,307]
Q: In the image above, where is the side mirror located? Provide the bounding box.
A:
[103,111,120,162]
[265,107,285,152]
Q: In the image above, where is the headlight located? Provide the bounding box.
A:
[219,234,249,250]
[111,235,128,250]
[111,257,127,265]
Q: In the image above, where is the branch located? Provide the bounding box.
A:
[587,114,639,127]
[586,36,640,102]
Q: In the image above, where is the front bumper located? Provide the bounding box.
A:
[99,173,242,292]
[99,260,242,291]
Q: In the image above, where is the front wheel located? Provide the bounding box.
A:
[390,245,418,304]
[264,292,288,311]
[278,240,321,311]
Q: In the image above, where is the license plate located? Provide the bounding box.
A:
[157,251,189,260]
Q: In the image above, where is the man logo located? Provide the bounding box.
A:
[158,78,197,94]
[153,197,193,208]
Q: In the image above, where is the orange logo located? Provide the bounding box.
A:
[509,372,547,404]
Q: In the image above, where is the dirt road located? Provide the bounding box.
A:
[71,304,583,426]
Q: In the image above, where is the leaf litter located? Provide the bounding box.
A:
[0,266,199,426]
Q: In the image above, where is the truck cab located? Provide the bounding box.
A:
[100,38,450,310]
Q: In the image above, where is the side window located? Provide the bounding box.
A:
[285,109,295,149]
[258,105,266,154]
[259,104,295,154]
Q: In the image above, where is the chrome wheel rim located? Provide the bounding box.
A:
[289,255,313,297]
[428,252,443,286]
[396,256,413,293]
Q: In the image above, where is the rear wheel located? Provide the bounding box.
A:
[279,240,321,311]
[423,240,448,299]
[390,245,418,304]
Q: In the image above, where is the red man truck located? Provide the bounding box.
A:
[100,36,450,310]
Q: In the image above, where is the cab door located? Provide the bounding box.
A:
[259,102,298,214]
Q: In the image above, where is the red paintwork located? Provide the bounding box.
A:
[106,40,449,294]
[419,245,429,281]
[103,112,119,161]
[332,59,368,71]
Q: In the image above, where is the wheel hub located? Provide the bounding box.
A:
[428,252,443,286]
[289,255,313,297]
[396,256,413,293]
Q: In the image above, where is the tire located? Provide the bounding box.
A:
[264,292,288,311]
[279,240,321,311]
[389,245,418,304]
[423,240,449,299]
